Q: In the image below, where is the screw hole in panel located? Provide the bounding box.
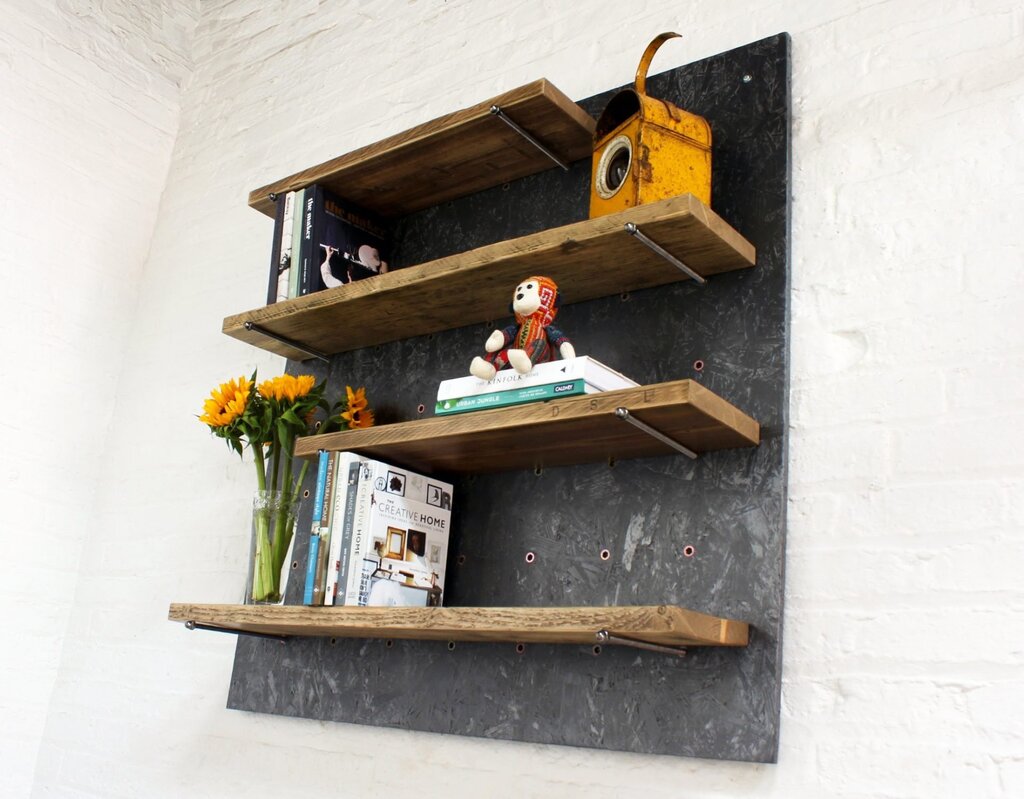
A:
[693,359,704,372]
[385,639,394,649]
[447,641,456,651]
[457,554,466,565]
[600,549,611,561]
[417,403,426,414]
[515,643,525,654]
[592,645,602,656]
[683,545,696,558]
[525,551,536,564]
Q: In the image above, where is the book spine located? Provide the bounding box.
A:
[343,460,376,606]
[275,191,295,303]
[436,357,587,401]
[298,185,320,296]
[302,449,330,605]
[436,357,638,400]
[333,457,363,605]
[303,536,320,604]
[311,450,337,605]
[435,379,590,414]
[324,453,355,604]
[288,188,305,299]
[266,194,285,306]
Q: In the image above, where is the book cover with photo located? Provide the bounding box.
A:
[342,458,454,608]
[297,184,390,296]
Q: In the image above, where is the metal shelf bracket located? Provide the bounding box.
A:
[596,629,688,657]
[490,105,570,171]
[185,619,289,644]
[624,222,707,285]
[244,321,329,363]
[614,407,699,459]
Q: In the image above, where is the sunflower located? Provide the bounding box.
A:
[341,385,375,429]
[199,376,252,428]
[257,374,317,403]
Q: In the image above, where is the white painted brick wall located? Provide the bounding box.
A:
[7,1,1022,797]
[0,1,196,796]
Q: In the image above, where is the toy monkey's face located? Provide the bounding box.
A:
[512,279,545,316]
[511,276,560,325]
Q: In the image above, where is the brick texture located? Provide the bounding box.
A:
[5,1,1022,797]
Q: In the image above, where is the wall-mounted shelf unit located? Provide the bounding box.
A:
[224,193,755,361]
[169,603,749,648]
[248,79,596,219]
[293,379,759,473]
[175,33,791,762]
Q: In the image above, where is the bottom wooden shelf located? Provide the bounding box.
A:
[168,603,749,648]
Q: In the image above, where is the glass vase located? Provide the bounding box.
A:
[245,489,300,605]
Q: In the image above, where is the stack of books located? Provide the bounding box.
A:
[435,356,638,415]
[303,452,453,608]
[266,184,390,305]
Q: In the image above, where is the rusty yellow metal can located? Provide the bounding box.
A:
[589,33,712,218]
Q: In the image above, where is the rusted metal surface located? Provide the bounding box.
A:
[589,32,713,217]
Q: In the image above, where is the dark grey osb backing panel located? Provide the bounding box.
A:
[228,33,791,763]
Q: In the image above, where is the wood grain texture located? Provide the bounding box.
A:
[293,379,759,472]
[248,79,596,219]
[224,194,756,360]
[169,603,749,647]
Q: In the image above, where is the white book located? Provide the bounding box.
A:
[274,191,295,303]
[436,356,637,401]
[341,459,377,606]
[323,452,364,605]
[343,458,454,607]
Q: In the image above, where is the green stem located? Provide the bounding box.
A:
[250,439,277,602]
[270,432,295,576]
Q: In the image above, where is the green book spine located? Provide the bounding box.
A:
[434,379,588,415]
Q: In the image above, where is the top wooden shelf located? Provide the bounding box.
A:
[248,79,596,219]
[225,194,756,360]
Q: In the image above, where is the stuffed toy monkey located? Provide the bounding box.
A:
[470,275,575,380]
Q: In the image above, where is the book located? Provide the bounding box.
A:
[436,379,601,414]
[342,458,454,608]
[435,356,638,415]
[273,191,295,304]
[323,452,365,605]
[341,458,376,606]
[311,451,337,605]
[302,449,331,605]
[265,194,285,305]
[288,188,306,299]
[295,184,390,296]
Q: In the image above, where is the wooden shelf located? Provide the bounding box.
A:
[168,603,749,648]
[225,194,756,360]
[248,79,596,219]
[294,379,759,473]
